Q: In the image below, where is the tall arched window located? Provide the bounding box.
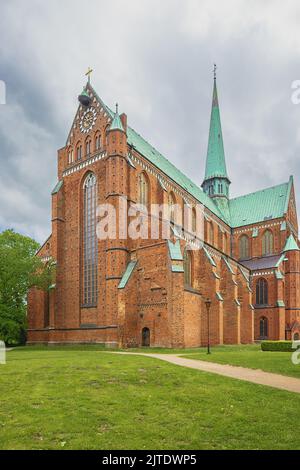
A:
[139,173,149,207]
[184,249,193,288]
[223,232,228,253]
[168,192,176,224]
[259,317,268,339]
[256,278,268,306]
[208,221,214,245]
[83,173,98,306]
[239,235,250,260]
[262,230,273,256]
[192,208,197,233]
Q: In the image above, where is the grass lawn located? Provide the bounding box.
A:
[181,344,300,379]
[1,347,300,449]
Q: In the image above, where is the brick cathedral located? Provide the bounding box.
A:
[27,74,300,347]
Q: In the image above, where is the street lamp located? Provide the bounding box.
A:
[205,298,212,354]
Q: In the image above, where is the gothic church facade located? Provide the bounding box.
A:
[27,76,300,347]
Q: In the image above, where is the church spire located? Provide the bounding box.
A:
[202,67,230,200]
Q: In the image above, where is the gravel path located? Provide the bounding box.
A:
[110,352,300,394]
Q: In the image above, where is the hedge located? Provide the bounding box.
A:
[261,341,294,352]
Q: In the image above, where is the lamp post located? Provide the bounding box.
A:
[205,298,212,354]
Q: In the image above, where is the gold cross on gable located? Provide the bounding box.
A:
[85,67,93,83]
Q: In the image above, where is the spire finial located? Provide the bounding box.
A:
[85,67,93,84]
[213,64,217,80]
[116,103,119,114]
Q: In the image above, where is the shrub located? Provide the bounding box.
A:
[261,341,293,352]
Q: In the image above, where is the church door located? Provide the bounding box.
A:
[142,328,150,347]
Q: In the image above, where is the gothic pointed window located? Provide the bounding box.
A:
[184,249,193,288]
[168,192,176,224]
[95,133,101,151]
[82,173,98,306]
[76,143,82,161]
[139,173,149,207]
[192,208,197,233]
[223,232,228,253]
[259,317,268,339]
[208,221,214,245]
[256,278,268,306]
[85,138,91,157]
[239,235,250,260]
[262,230,273,256]
[68,147,74,165]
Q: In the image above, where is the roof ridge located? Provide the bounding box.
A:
[128,127,189,176]
[127,125,226,221]
[230,180,289,202]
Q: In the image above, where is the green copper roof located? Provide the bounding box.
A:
[51,180,63,195]
[171,265,184,273]
[283,234,300,252]
[118,261,137,289]
[229,180,292,228]
[167,240,183,261]
[203,79,228,181]
[110,106,124,132]
[126,127,226,222]
[80,87,90,98]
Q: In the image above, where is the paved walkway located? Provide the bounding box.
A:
[110,352,300,394]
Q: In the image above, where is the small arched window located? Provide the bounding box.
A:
[259,317,268,339]
[68,147,74,165]
[168,192,176,224]
[76,143,82,161]
[262,230,273,256]
[184,249,193,288]
[95,133,101,151]
[294,332,300,341]
[239,235,250,260]
[139,173,149,207]
[105,126,110,146]
[256,278,268,306]
[85,138,91,157]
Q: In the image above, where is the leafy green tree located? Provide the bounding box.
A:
[0,229,54,345]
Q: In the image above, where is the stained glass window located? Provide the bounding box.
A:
[83,173,98,306]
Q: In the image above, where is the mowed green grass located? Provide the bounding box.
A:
[1,347,300,449]
[181,344,300,379]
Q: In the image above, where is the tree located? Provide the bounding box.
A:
[0,230,54,345]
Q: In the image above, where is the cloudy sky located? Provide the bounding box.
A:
[0,0,300,243]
